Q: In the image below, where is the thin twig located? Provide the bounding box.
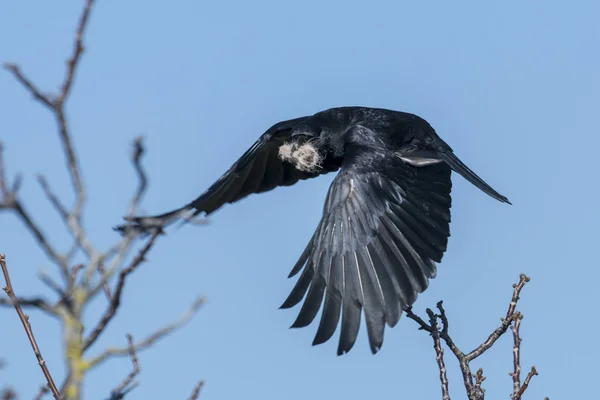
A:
[34,386,50,400]
[83,230,161,352]
[0,255,61,399]
[514,367,538,400]
[1,388,16,400]
[473,369,486,400]
[0,143,10,203]
[84,136,149,290]
[96,261,113,301]
[128,137,147,214]
[466,274,530,362]
[406,275,534,400]
[109,334,140,398]
[36,175,69,220]
[0,297,56,316]
[187,381,205,400]
[2,64,53,109]
[426,308,451,400]
[510,313,523,397]
[88,296,205,369]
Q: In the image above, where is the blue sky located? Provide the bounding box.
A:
[1,1,598,399]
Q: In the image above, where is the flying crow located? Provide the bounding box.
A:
[117,106,510,355]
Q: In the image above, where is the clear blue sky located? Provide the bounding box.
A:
[1,1,598,399]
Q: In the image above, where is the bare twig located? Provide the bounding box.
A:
[405,275,539,400]
[473,369,486,399]
[2,64,53,109]
[88,296,205,369]
[0,296,56,316]
[109,335,140,399]
[514,366,538,400]
[1,388,16,400]
[0,143,10,203]
[36,175,69,220]
[187,381,205,400]
[84,136,150,291]
[128,137,147,214]
[465,275,530,362]
[510,313,523,397]
[3,0,99,274]
[83,230,162,352]
[96,261,113,301]
[34,386,50,400]
[0,254,61,399]
[426,308,451,400]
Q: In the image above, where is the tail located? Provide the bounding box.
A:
[114,203,198,235]
[439,151,511,205]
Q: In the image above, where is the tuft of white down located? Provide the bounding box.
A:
[278,141,323,173]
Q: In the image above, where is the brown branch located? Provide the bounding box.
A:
[128,137,147,214]
[0,143,10,203]
[88,296,205,369]
[426,308,451,400]
[465,274,530,362]
[0,254,61,399]
[473,369,485,399]
[0,296,56,316]
[1,388,16,400]
[36,175,69,220]
[514,366,538,400]
[96,261,113,301]
[2,64,53,109]
[83,230,162,352]
[3,0,99,273]
[109,334,140,399]
[187,381,205,400]
[84,136,150,291]
[58,0,95,104]
[34,386,50,400]
[510,313,523,397]
[406,275,538,400]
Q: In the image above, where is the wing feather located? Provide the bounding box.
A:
[284,156,452,354]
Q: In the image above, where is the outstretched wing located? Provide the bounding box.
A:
[280,155,452,355]
[119,116,342,230]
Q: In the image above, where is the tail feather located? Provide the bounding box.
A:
[114,204,196,235]
[439,151,511,204]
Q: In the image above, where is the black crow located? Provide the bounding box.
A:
[117,106,510,355]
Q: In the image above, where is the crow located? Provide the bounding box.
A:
[117,106,510,355]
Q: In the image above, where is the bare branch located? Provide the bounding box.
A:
[2,64,53,109]
[426,308,451,400]
[109,335,140,399]
[128,137,147,214]
[406,275,539,400]
[83,230,161,352]
[510,313,523,397]
[84,136,150,290]
[0,147,67,273]
[0,296,56,316]
[514,366,538,400]
[36,175,69,220]
[0,143,10,203]
[187,381,205,400]
[58,0,95,104]
[0,254,61,399]
[1,388,16,400]
[88,296,205,369]
[96,261,113,301]
[34,386,50,400]
[465,274,530,362]
[473,369,485,399]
